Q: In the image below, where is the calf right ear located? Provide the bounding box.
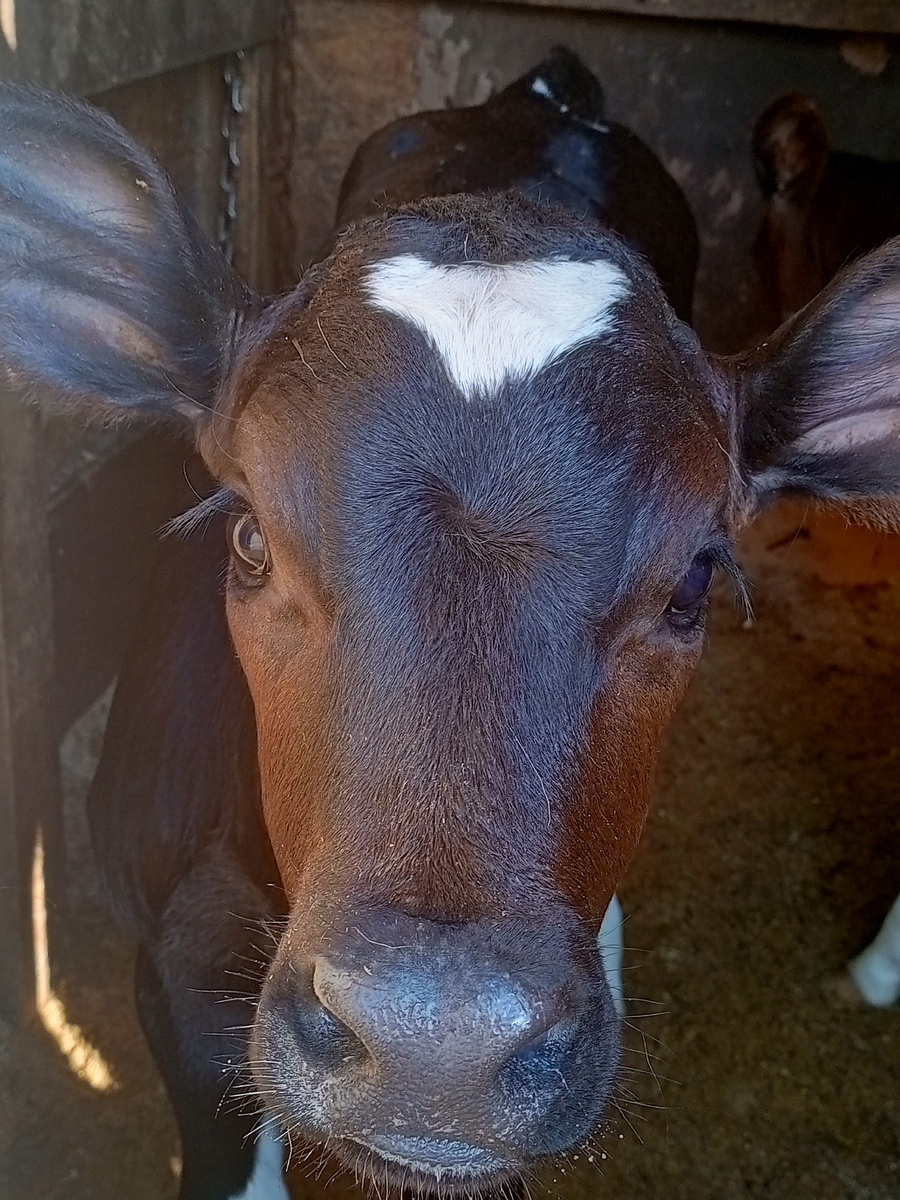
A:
[734,235,900,524]
[0,85,256,432]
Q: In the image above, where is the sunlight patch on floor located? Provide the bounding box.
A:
[0,0,15,51]
[32,829,118,1092]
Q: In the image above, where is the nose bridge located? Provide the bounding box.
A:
[320,743,552,922]
[325,537,574,909]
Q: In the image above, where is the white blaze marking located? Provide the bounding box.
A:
[365,254,629,399]
[228,1131,289,1200]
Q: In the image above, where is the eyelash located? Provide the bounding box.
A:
[164,485,238,539]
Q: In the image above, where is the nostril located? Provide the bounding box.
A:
[311,957,381,1050]
[498,1017,579,1099]
[518,1017,577,1066]
[501,987,573,1059]
[282,978,367,1070]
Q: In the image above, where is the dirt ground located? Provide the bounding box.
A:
[1,502,899,1200]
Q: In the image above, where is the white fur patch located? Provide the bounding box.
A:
[531,76,555,102]
[529,75,610,132]
[365,254,629,398]
[848,890,900,1006]
[228,1131,289,1200]
[598,893,625,1016]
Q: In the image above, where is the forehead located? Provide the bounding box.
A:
[234,199,725,567]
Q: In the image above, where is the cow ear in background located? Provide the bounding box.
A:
[734,235,900,526]
[752,92,829,202]
[0,85,257,433]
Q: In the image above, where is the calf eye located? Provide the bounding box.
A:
[228,512,270,577]
[666,553,713,617]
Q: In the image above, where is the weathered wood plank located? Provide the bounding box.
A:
[0,0,278,94]
[287,1,421,272]
[233,43,279,294]
[478,0,900,35]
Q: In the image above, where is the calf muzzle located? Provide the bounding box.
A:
[252,908,620,1189]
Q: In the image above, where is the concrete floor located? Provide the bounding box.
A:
[1,505,899,1200]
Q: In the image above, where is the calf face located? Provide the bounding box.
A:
[217,207,720,1175]
[4,82,900,1191]
[753,91,900,323]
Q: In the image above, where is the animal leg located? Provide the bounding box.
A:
[134,849,290,1200]
[847,891,900,1007]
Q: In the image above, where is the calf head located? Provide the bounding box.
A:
[4,86,900,1191]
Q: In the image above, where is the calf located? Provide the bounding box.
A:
[754,92,900,1007]
[753,90,900,324]
[3,50,900,1200]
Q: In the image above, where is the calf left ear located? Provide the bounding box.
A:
[734,236,900,524]
[0,84,255,431]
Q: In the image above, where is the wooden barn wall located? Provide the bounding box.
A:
[283,1,900,354]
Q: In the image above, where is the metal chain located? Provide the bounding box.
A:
[218,50,245,265]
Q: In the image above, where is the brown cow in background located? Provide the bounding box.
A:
[753,91,900,326]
